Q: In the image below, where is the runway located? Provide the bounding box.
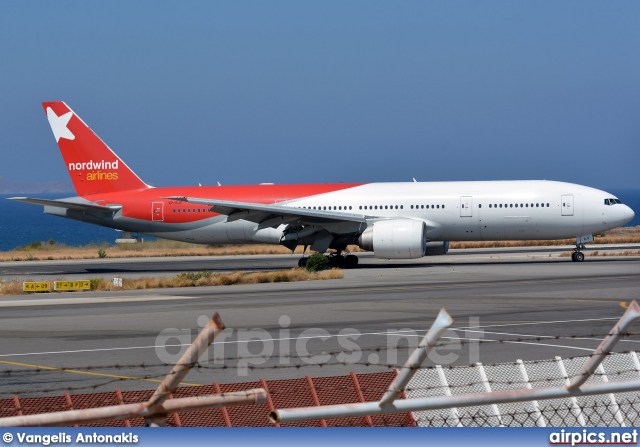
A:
[1,247,639,398]
[1,244,639,282]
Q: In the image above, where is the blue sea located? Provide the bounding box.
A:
[0,190,639,252]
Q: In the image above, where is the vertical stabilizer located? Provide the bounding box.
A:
[42,101,149,196]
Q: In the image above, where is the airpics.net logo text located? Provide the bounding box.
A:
[68,160,119,181]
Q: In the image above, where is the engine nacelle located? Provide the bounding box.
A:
[357,219,426,259]
[425,241,449,256]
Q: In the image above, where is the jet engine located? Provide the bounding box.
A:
[357,219,426,259]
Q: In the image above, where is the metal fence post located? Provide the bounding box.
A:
[436,365,461,427]
[379,308,454,406]
[146,313,226,414]
[567,300,640,390]
[476,363,503,426]
[556,356,586,426]
[598,364,625,427]
[306,376,328,427]
[517,359,546,427]
[630,351,640,376]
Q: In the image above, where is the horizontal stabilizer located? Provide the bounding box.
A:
[8,197,122,213]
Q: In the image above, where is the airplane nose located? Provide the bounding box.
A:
[625,205,635,224]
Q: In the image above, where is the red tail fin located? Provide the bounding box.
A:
[42,101,149,196]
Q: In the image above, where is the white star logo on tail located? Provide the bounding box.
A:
[46,107,75,142]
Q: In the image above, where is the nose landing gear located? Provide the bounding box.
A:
[571,235,593,262]
[571,243,586,262]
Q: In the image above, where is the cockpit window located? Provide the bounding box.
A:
[605,199,610,205]
[605,198,623,206]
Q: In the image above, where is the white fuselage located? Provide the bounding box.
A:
[146,180,634,245]
[286,180,632,241]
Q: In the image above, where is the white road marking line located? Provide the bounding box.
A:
[457,337,597,352]
[456,329,640,343]
[455,316,620,329]
[0,322,615,359]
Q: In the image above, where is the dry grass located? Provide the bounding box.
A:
[0,268,343,296]
[451,227,640,249]
[1,226,638,262]
[0,241,302,262]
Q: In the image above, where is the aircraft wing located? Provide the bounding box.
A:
[165,196,368,229]
[8,197,122,214]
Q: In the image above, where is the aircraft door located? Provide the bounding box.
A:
[460,196,473,217]
[561,195,574,216]
[152,202,164,221]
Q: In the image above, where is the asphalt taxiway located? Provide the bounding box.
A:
[0,248,639,398]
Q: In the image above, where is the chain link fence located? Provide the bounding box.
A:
[407,352,640,427]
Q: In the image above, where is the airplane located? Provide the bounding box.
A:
[9,101,635,268]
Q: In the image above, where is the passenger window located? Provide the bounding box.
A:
[437,204,440,209]
[515,204,518,208]
[431,205,434,209]
[547,203,550,207]
[489,204,492,208]
[400,205,403,209]
[479,204,482,208]
[510,204,513,208]
[499,204,502,208]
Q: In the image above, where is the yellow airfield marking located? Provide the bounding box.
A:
[0,359,203,387]
[621,301,629,309]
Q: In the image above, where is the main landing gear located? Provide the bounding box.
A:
[328,251,359,269]
[571,243,586,262]
[297,251,359,269]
